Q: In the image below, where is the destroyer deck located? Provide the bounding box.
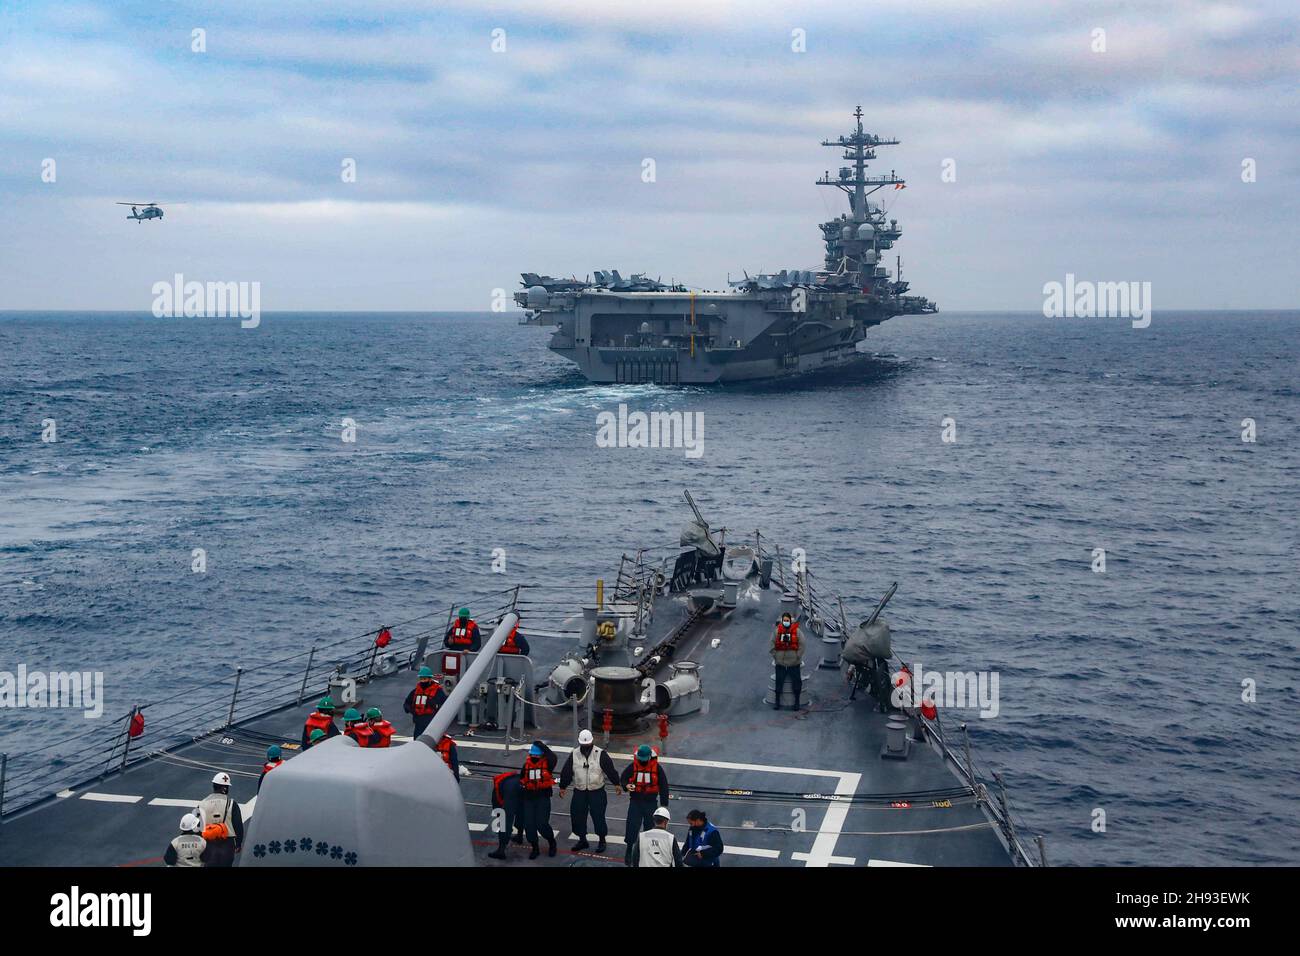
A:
[1,578,1017,868]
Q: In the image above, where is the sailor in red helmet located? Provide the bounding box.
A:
[444,607,482,651]
[301,697,340,749]
[771,610,804,711]
[518,740,558,859]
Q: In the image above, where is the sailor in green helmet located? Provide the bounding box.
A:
[342,707,373,746]
[444,607,482,651]
[366,706,395,747]
[404,665,447,737]
[302,696,340,748]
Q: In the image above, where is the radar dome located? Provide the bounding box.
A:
[525,286,549,309]
[857,223,875,239]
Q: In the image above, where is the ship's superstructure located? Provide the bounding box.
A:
[514,108,937,384]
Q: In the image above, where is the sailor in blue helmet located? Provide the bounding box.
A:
[619,743,671,866]
[518,740,558,859]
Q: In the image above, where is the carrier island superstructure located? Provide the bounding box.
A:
[514,107,937,384]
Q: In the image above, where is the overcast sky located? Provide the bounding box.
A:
[1,0,1296,311]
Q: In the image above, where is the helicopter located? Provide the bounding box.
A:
[116,202,171,222]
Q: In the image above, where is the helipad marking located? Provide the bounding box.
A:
[148,797,198,808]
[57,790,76,799]
[800,771,861,868]
[80,792,141,803]
[792,850,855,865]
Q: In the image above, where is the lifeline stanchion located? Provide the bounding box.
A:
[119,707,138,772]
[297,646,316,704]
[226,667,243,727]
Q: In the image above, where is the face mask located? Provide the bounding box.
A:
[580,745,593,756]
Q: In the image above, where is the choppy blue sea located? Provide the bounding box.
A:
[1,310,1298,865]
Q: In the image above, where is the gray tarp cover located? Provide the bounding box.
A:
[241,734,474,867]
[842,618,892,666]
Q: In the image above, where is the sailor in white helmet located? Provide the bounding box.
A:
[163,813,209,867]
[195,771,244,867]
[629,806,682,868]
[558,728,621,853]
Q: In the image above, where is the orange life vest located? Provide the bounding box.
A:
[368,720,394,747]
[410,679,441,716]
[628,756,660,795]
[345,723,374,746]
[304,711,335,739]
[501,623,523,654]
[492,771,515,806]
[447,620,477,648]
[775,620,800,651]
[262,759,283,775]
[435,736,456,767]
[520,754,553,791]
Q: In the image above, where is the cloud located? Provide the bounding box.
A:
[0,0,1296,309]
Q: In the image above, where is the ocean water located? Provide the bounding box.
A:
[1,309,1298,866]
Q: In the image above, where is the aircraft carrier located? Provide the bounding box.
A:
[0,492,1039,868]
[514,107,937,384]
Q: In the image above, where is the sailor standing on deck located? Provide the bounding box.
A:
[620,743,671,865]
[257,745,283,792]
[558,729,621,852]
[163,813,209,867]
[404,666,447,737]
[683,809,724,867]
[629,806,682,868]
[771,611,803,711]
[195,771,244,867]
[444,607,483,651]
[518,740,559,859]
[498,617,530,655]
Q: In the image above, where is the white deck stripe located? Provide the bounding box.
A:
[867,859,931,867]
[724,845,781,859]
[148,797,198,808]
[800,770,861,867]
[80,792,141,803]
[452,739,845,777]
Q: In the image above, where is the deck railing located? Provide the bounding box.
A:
[0,584,572,820]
